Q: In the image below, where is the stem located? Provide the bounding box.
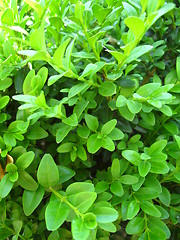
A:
[50,187,84,218]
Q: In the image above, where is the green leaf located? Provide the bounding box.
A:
[122,150,140,166]
[176,56,180,80]
[127,100,142,114]
[87,133,102,154]
[140,0,148,13]
[124,16,145,39]
[18,170,38,191]
[1,8,14,25]
[23,70,35,94]
[159,186,171,206]
[140,201,161,217]
[101,119,117,135]
[126,217,144,235]
[62,113,78,127]
[127,200,140,220]
[98,81,116,97]
[116,95,127,107]
[135,187,159,200]
[79,63,97,79]
[77,145,87,161]
[66,182,94,196]
[149,218,171,239]
[6,163,17,173]
[122,2,137,16]
[144,175,162,193]
[83,213,97,230]
[56,123,72,143]
[23,185,44,216]
[164,121,179,135]
[174,135,180,148]
[108,50,125,65]
[48,71,68,86]
[102,136,115,151]
[27,124,48,140]
[3,132,16,146]
[75,1,85,22]
[30,27,46,52]
[98,222,116,233]
[92,4,111,24]
[37,154,59,188]
[156,206,169,219]
[126,45,153,64]
[0,174,14,198]
[150,162,169,174]
[119,175,138,185]
[138,161,151,177]
[85,114,99,132]
[15,151,35,170]
[45,194,70,231]
[93,207,118,223]
[148,3,175,28]
[118,105,135,121]
[68,83,89,98]
[95,181,109,194]
[72,217,90,240]
[73,192,97,213]
[110,180,124,197]
[108,128,124,140]
[111,158,120,180]
[0,227,12,239]
[25,0,44,17]
[0,96,9,109]
[57,143,73,153]
[48,230,60,240]
[77,125,90,138]
[73,99,89,119]
[53,38,71,68]
[0,199,6,222]
[148,218,170,240]
[148,140,167,154]
[57,165,75,184]
[0,77,12,91]
[65,38,75,69]
[140,111,155,126]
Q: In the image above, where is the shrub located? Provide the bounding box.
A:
[0,0,180,239]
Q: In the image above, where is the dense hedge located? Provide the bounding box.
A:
[0,0,180,239]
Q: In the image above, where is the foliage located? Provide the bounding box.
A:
[0,0,180,239]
